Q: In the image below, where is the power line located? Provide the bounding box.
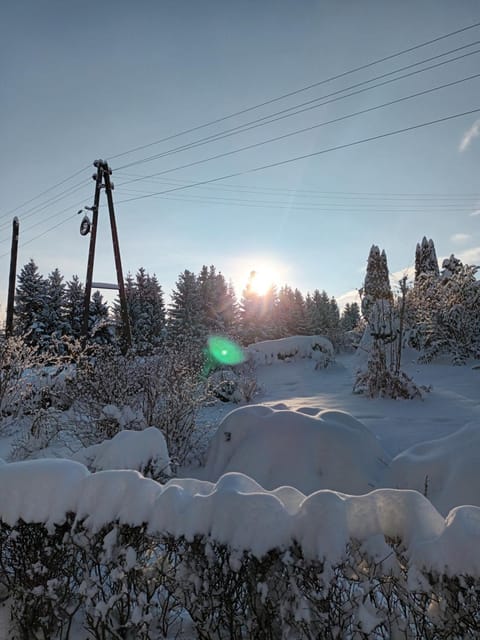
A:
[114,71,480,184]
[0,180,91,231]
[115,172,480,200]
[0,197,88,247]
[114,106,480,205]
[114,187,476,212]
[0,164,91,219]
[7,107,478,254]
[115,43,480,174]
[108,19,480,163]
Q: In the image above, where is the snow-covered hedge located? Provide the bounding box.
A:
[1,460,480,638]
[246,335,334,368]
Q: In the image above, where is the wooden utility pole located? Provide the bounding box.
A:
[103,162,132,349]
[81,160,132,350]
[5,217,19,337]
[81,161,103,337]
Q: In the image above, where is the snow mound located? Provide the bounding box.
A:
[246,335,334,367]
[72,427,170,478]
[202,405,389,494]
[387,421,480,515]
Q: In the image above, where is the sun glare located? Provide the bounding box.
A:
[248,267,277,296]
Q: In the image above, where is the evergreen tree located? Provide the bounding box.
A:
[115,269,166,352]
[415,237,440,281]
[14,259,47,345]
[38,268,68,345]
[65,275,85,338]
[168,269,204,342]
[275,285,296,337]
[307,289,331,335]
[89,290,113,345]
[361,245,393,320]
[341,302,361,331]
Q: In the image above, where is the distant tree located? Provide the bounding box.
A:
[37,268,68,346]
[168,269,204,343]
[341,302,361,331]
[360,245,392,320]
[414,236,439,282]
[65,275,85,338]
[89,290,113,345]
[14,259,47,345]
[239,272,278,344]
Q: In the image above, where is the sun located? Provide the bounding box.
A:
[248,267,277,296]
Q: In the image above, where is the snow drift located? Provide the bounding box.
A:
[387,421,480,515]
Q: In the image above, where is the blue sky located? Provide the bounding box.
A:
[1,0,479,312]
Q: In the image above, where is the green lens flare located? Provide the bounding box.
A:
[207,336,245,366]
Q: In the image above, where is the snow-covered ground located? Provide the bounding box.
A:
[1,347,480,638]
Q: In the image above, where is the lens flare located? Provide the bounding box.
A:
[207,336,245,366]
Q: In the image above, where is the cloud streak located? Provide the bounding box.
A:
[459,119,480,152]
[451,233,471,244]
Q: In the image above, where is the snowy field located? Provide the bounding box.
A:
[1,346,480,638]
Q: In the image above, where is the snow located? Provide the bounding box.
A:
[1,460,480,576]
[246,334,334,367]
[387,421,480,515]
[72,426,171,477]
[201,404,389,494]
[2,347,480,638]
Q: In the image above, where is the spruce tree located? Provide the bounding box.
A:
[168,269,204,343]
[414,237,440,281]
[65,275,85,338]
[89,290,112,345]
[14,259,47,345]
[361,245,393,320]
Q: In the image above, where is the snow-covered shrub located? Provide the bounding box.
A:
[246,335,334,368]
[73,427,171,481]
[208,362,260,404]
[137,344,207,468]
[2,461,480,638]
[0,337,48,420]
[9,407,66,461]
[0,516,80,640]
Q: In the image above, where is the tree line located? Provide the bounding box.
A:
[11,260,360,352]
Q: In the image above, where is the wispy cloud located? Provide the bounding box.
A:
[336,289,360,311]
[470,210,480,217]
[451,233,471,244]
[459,119,480,152]
[390,265,416,286]
[458,246,480,265]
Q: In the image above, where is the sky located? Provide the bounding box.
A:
[1,0,479,314]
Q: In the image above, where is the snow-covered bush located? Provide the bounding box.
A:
[2,462,480,639]
[73,427,171,481]
[0,337,49,420]
[208,362,260,404]
[246,335,334,368]
[63,342,206,466]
